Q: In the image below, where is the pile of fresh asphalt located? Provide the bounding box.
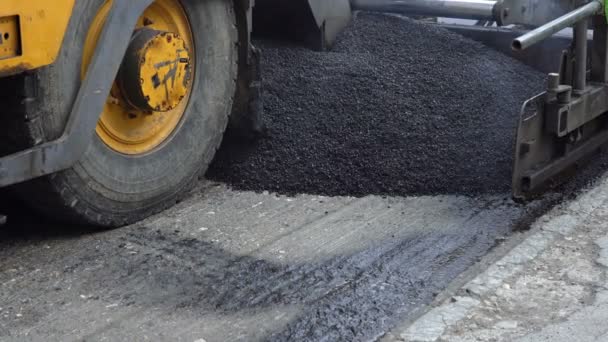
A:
[207,13,546,197]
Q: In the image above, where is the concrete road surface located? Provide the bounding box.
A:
[391,173,608,342]
[0,179,585,341]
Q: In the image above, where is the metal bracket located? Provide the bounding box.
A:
[512,13,608,199]
[0,0,153,187]
[545,84,608,137]
[495,0,576,27]
[512,91,608,199]
[228,0,266,139]
[253,0,351,50]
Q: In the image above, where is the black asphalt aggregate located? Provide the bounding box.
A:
[207,13,547,197]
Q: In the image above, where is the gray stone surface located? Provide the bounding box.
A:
[388,175,608,342]
[0,182,529,342]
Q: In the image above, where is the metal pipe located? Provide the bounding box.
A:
[574,18,588,91]
[351,0,498,21]
[512,0,601,51]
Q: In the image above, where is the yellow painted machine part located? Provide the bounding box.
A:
[0,0,75,76]
[82,0,194,155]
[137,32,191,112]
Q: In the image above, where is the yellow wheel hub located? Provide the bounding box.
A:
[82,0,194,155]
[117,29,191,113]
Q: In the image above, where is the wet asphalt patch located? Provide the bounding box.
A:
[207,13,546,197]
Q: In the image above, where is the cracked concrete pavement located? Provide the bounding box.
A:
[386,174,608,342]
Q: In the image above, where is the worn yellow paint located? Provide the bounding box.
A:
[0,0,75,76]
[138,32,191,112]
[0,16,20,60]
[82,0,194,155]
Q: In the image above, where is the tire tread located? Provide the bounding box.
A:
[0,1,239,227]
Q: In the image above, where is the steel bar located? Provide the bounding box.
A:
[512,0,601,51]
[351,0,497,21]
[574,18,588,91]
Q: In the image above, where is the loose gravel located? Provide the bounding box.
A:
[207,13,546,197]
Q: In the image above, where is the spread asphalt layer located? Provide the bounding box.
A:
[390,173,608,342]
[0,184,541,341]
[207,13,546,197]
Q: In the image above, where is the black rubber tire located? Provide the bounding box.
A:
[0,0,238,227]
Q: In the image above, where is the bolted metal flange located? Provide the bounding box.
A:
[117,28,191,113]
